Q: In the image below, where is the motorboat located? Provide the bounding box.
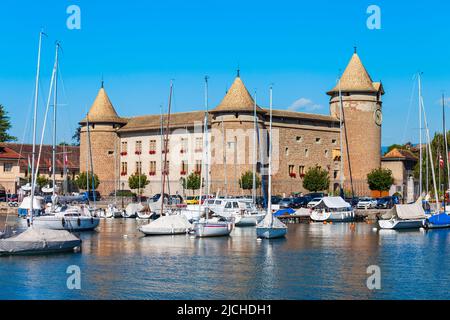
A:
[310,197,355,223]
[208,198,265,227]
[30,205,100,231]
[378,198,425,230]
[193,217,234,237]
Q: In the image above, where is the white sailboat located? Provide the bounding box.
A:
[0,31,81,255]
[194,76,233,237]
[31,42,99,232]
[256,85,287,239]
[139,81,192,235]
[378,73,431,230]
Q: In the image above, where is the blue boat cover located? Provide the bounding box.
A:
[427,213,450,225]
[274,208,295,217]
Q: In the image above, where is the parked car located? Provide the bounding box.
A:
[0,189,6,202]
[6,194,18,202]
[344,197,359,207]
[307,197,323,208]
[293,197,310,208]
[305,192,326,199]
[186,196,199,205]
[279,198,294,208]
[271,196,282,205]
[357,197,377,209]
[376,196,395,209]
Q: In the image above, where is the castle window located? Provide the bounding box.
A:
[299,166,305,175]
[121,141,128,156]
[163,161,169,175]
[135,141,142,155]
[149,140,156,154]
[315,138,321,144]
[195,137,203,153]
[332,139,337,145]
[108,150,114,155]
[195,160,202,174]
[180,161,187,175]
[121,162,127,176]
[162,138,169,154]
[180,138,188,154]
[305,149,309,157]
[288,165,296,178]
[135,161,142,174]
[332,149,341,161]
[334,170,338,179]
[149,161,156,175]
[285,148,289,156]
[296,136,303,143]
[325,150,329,157]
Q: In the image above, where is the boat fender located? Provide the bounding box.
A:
[62,217,66,227]
[77,218,81,226]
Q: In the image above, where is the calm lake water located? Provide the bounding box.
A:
[1,219,450,300]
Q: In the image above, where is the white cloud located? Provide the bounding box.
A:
[288,98,323,112]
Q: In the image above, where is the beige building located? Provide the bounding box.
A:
[381,148,418,198]
[80,52,384,197]
[0,143,80,194]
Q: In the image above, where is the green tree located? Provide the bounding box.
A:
[36,175,49,188]
[238,170,261,192]
[367,168,394,193]
[75,172,100,190]
[72,125,81,146]
[302,166,330,192]
[185,172,201,195]
[128,173,149,195]
[0,104,17,142]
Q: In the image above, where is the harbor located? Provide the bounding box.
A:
[2,217,450,300]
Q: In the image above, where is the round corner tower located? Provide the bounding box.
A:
[209,74,266,196]
[79,84,127,195]
[327,51,384,194]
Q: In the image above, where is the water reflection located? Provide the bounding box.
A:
[2,220,450,299]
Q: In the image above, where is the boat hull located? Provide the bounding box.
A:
[378,219,424,230]
[31,216,100,231]
[423,213,450,229]
[310,210,355,223]
[0,228,82,256]
[194,222,233,237]
[139,226,188,235]
[256,227,287,239]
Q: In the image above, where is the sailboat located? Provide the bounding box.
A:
[31,42,99,232]
[193,77,234,237]
[378,73,431,230]
[310,75,355,223]
[139,81,192,235]
[423,93,450,228]
[256,86,287,239]
[0,31,81,255]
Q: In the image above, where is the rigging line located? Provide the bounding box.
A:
[401,74,418,144]
[56,60,74,143]
[16,89,36,168]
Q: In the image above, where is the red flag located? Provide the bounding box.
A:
[440,154,444,168]
[64,154,68,166]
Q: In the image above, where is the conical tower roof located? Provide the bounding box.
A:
[327,53,378,95]
[80,86,126,124]
[211,76,265,114]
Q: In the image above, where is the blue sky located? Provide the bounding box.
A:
[0,0,450,146]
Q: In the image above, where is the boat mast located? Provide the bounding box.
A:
[160,104,164,197]
[161,81,173,216]
[198,77,208,220]
[52,42,60,199]
[418,73,423,196]
[420,83,440,209]
[338,76,344,196]
[30,30,45,226]
[252,91,257,204]
[221,117,227,197]
[204,76,210,199]
[268,85,273,227]
[443,93,449,212]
